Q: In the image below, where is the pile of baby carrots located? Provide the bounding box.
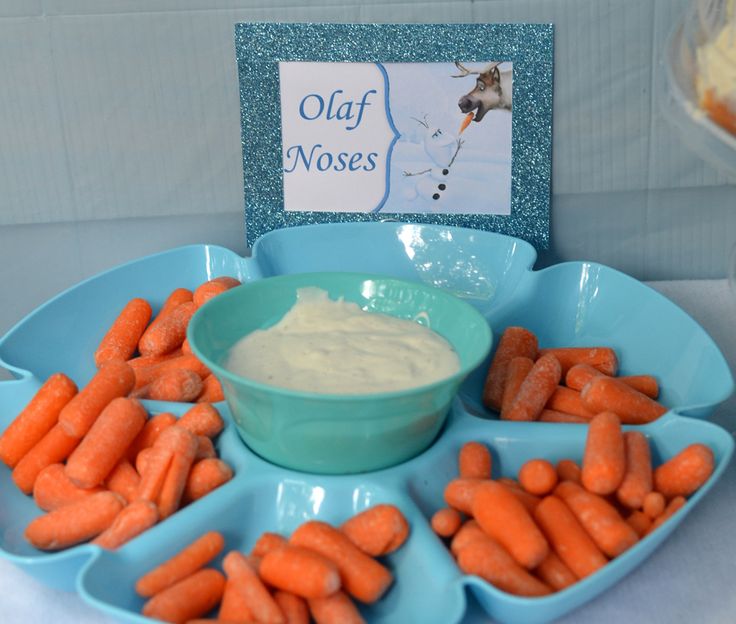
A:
[430,414,715,596]
[483,326,668,424]
[0,365,233,551]
[136,503,410,623]
[95,276,242,404]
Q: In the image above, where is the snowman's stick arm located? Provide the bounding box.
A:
[402,168,431,177]
[448,138,464,168]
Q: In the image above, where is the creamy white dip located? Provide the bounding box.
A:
[225,287,460,394]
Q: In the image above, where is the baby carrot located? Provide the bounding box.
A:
[431,507,463,538]
[178,403,225,438]
[0,372,78,468]
[538,347,618,377]
[94,298,152,367]
[533,495,608,579]
[653,443,715,498]
[197,374,225,403]
[183,457,233,503]
[502,353,561,422]
[142,568,226,624]
[642,491,666,519]
[647,496,687,534]
[126,411,177,461]
[556,459,582,485]
[222,550,286,624]
[455,532,552,597]
[339,503,409,557]
[501,481,542,514]
[619,375,660,399]
[290,520,393,604]
[581,412,626,495]
[136,445,173,502]
[459,441,492,479]
[32,463,104,511]
[136,530,226,597]
[58,360,136,439]
[157,426,199,519]
[459,111,474,134]
[626,510,652,537]
[92,499,159,550]
[11,423,81,494]
[274,590,310,624]
[259,544,342,598]
[252,532,288,558]
[138,287,193,352]
[64,397,147,488]
[565,364,659,399]
[616,431,653,509]
[472,480,549,569]
[580,376,667,425]
[105,458,141,503]
[534,550,578,590]
[193,276,241,308]
[444,477,485,515]
[218,577,255,622]
[499,356,534,417]
[554,480,639,557]
[538,409,589,424]
[545,386,596,420]
[133,353,211,391]
[138,301,197,357]
[195,435,216,460]
[136,368,203,403]
[24,490,126,550]
[308,590,365,624]
[518,458,558,496]
[450,520,486,557]
[482,327,538,411]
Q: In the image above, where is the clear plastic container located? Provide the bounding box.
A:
[661,0,736,176]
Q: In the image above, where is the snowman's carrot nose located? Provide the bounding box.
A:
[459,112,474,134]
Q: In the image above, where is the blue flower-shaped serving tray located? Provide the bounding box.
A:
[0,222,733,624]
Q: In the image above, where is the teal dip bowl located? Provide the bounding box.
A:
[188,272,492,474]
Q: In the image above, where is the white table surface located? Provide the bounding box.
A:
[1,279,735,624]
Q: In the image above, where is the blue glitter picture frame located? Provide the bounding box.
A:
[235,22,553,249]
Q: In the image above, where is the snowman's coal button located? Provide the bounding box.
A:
[442,169,449,175]
[432,193,440,200]
[438,184,446,191]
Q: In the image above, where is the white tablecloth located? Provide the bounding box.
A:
[2,279,735,624]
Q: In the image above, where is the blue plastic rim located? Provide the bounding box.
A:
[0,222,733,624]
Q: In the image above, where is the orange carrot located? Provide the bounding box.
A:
[93,499,159,549]
[135,368,203,403]
[538,347,618,377]
[133,353,211,391]
[653,443,715,499]
[218,577,255,622]
[24,491,126,550]
[581,412,626,495]
[274,590,310,624]
[178,403,225,438]
[431,507,463,538]
[11,423,81,494]
[126,352,182,371]
[501,481,542,514]
[135,447,155,477]
[458,440,492,479]
[222,550,285,624]
[580,376,667,425]
[565,364,659,399]
[444,477,485,515]
[260,544,342,599]
[138,301,197,357]
[554,480,638,557]
[339,503,409,557]
[619,375,660,399]
[197,374,225,403]
[556,459,582,485]
[142,568,226,624]
[472,480,549,569]
[193,276,241,308]
[482,327,538,411]
[450,520,486,557]
[626,510,652,537]
[702,87,736,135]
[126,411,177,461]
[157,425,199,519]
[499,356,534,417]
[252,532,288,558]
[455,532,552,597]
[647,496,687,534]
[183,457,233,503]
[195,435,216,460]
[58,360,136,439]
[32,463,104,511]
[533,495,608,579]
[518,459,558,496]
[545,386,596,420]
[616,431,653,509]
[290,520,393,604]
[308,590,365,624]
[538,408,589,424]
[136,530,226,597]
[94,298,152,367]
[502,353,561,422]
[534,550,578,590]
[459,111,474,134]
[104,458,141,503]
[136,445,173,503]
[642,491,666,519]
[138,287,193,352]
[0,373,78,468]
[64,397,147,488]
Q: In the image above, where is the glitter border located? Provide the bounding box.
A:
[235,22,554,249]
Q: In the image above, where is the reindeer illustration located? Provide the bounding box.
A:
[452,61,512,123]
